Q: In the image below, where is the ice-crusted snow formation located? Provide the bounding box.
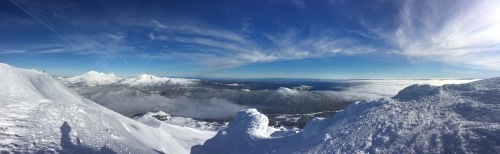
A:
[192,108,298,154]
[193,78,500,154]
[0,63,215,153]
[58,71,198,87]
[227,109,269,138]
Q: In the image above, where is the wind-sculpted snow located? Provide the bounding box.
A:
[227,109,269,137]
[194,78,500,154]
[0,63,215,153]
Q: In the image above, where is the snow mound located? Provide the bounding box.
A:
[60,71,122,86]
[393,84,442,101]
[0,63,214,153]
[194,78,500,153]
[227,109,269,137]
[192,109,289,154]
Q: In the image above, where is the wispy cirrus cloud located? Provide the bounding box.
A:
[142,20,376,70]
[377,0,500,70]
[4,0,497,75]
[0,49,26,55]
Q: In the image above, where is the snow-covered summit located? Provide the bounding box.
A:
[194,78,500,153]
[0,64,214,153]
[275,87,300,96]
[59,71,122,86]
[57,72,198,87]
[122,74,198,86]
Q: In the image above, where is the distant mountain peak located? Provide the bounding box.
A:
[57,72,198,87]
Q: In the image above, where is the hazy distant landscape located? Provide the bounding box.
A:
[55,71,477,128]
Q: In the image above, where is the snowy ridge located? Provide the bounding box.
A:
[133,111,227,131]
[58,71,198,87]
[121,74,198,87]
[193,78,500,153]
[0,64,214,153]
[58,71,123,87]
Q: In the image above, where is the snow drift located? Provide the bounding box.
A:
[0,63,215,153]
[193,78,500,153]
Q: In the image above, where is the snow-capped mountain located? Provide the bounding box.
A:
[122,74,198,87]
[0,63,215,153]
[57,71,123,87]
[193,78,500,153]
[57,71,198,87]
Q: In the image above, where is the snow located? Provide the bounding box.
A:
[3,62,499,153]
[275,87,300,96]
[121,74,198,87]
[0,63,215,153]
[58,71,198,87]
[227,109,269,138]
[194,78,500,153]
[59,71,122,86]
[133,111,227,131]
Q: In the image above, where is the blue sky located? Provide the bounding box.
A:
[1,0,499,78]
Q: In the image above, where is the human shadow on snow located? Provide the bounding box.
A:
[58,121,116,154]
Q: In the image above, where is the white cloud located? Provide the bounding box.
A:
[91,91,247,120]
[144,21,375,70]
[0,49,26,55]
[314,79,478,101]
[388,0,500,69]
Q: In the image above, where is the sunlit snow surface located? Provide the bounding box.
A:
[193,78,500,153]
[0,64,215,153]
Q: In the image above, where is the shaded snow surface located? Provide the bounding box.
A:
[193,77,500,154]
[0,63,215,153]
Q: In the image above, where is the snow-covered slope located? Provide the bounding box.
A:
[133,111,227,131]
[193,78,500,153]
[0,63,214,153]
[58,71,198,87]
